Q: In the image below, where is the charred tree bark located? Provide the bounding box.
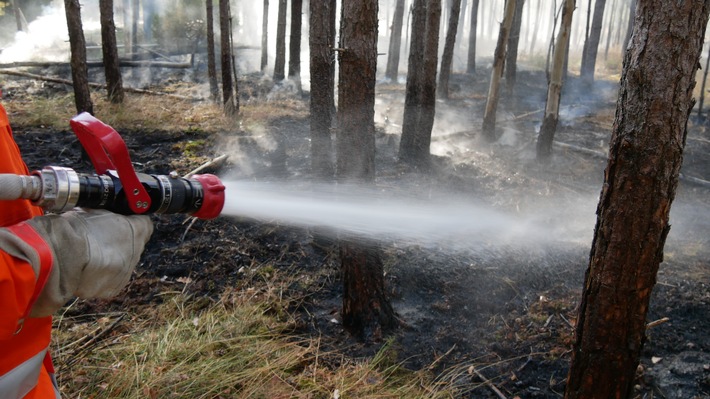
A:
[504,0,526,96]
[206,0,219,102]
[437,0,461,99]
[273,0,288,82]
[261,0,269,72]
[580,0,606,83]
[565,2,710,397]
[466,0,479,74]
[385,0,406,82]
[219,0,236,116]
[536,0,575,160]
[309,0,336,178]
[481,0,516,142]
[288,0,303,88]
[99,0,124,104]
[64,0,94,115]
[337,0,397,341]
[399,0,441,169]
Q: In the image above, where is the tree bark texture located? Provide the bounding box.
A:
[219,0,236,116]
[535,0,575,160]
[337,0,397,341]
[466,0,479,74]
[99,0,124,104]
[288,0,303,84]
[580,0,607,82]
[64,0,94,115]
[437,0,461,99]
[206,0,219,102]
[261,0,269,71]
[564,2,710,398]
[481,0,516,141]
[399,0,441,169]
[504,0,526,96]
[273,0,288,82]
[309,0,336,178]
[385,0,406,82]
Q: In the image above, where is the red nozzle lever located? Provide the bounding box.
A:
[69,112,151,214]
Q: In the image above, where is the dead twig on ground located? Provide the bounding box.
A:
[646,317,670,329]
[184,154,229,178]
[471,367,507,399]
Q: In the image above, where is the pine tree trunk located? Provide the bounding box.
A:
[206,0,219,102]
[385,0,406,82]
[466,0,479,74]
[536,0,575,160]
[273,0,288,82]
[309,0,336,178]
[219,0,236,116]
[99,0,124,104]
[131,0,139,59]
[504,0,526,96]
[288,0,303,88]
[622,0,636,53]
[437,0,461,99]
[337,0,396,341]
[580,0,607,83]
[481,0,516,141]
[565,2,710,397]
[64,0,94,115]
[261,0,269,71]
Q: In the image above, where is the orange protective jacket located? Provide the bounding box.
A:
[0,103,60,398]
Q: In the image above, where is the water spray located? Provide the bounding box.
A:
[0,113,225,219]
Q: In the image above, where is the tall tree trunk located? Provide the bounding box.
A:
[603,0,617,61]
[206,0,219,102]
[399,0,441,169]
[504,0,526,96]
[437,0,461,99]
[337,0,397,342]
[580,0,607,83]
[12,0,24,31]
[122,0,131,55]
[698,44,710,118]
[99,0,124,103]
[565,1,710,397]
[528,0,542,54]
[142,0,155,42]
[385,0,406,82]
[219,0,236,116]
[261,0,269,72]
[64,0,94,115]
[481,0,517,141]
[273,0,288,82]
[536,0,575,160]
[288,0,303,87]
[622,0,636,52]
[466,0,479,74]
[309,0,336,178]
[131,0,139,59]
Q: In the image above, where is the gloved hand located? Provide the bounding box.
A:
[5,209,153,317]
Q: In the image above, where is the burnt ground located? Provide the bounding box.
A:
[4,68,710,398]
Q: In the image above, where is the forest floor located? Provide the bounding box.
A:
[4,65,710,398]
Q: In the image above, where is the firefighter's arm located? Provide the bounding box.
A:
[0,209,153,328]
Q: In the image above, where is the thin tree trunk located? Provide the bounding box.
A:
[698,43,710,118]
[565,1,710,396]
[12,0,24,31]
[603,0,617,61]
[64,0,94,115]
[437,0,461,99]
[528,0,542,54]
[99,0,124,103]
[466,0,479,74]
[219,0,236,116]
[385,0,406,82]
[206,0,219,102]
[131,0,139,59]
[481,0,517,141]
[261,0,269,71]
[536,0,575,160]
[337,0,397,342]
[504,0,526,96]
[309,0,336,178]
[288,0,303,88]
[273,0,288,82]
[622,0,636,52]
[580,0,607,83]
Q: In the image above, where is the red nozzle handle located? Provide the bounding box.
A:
[69,112,151,214]
[191,174,225,219]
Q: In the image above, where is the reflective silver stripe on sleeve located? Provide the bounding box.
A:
[0,348,46,399]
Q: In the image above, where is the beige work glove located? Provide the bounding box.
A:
[0,209,153,318]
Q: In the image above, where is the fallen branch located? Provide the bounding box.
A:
[0,60,192,69]
[471,367,507,399]
[184,154,229,178]
[0,69,204,101]
[646,317,670,329]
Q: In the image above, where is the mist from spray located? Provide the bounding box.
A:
[221,180,598,252]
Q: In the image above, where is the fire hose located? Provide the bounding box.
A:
[0,112,225,219]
